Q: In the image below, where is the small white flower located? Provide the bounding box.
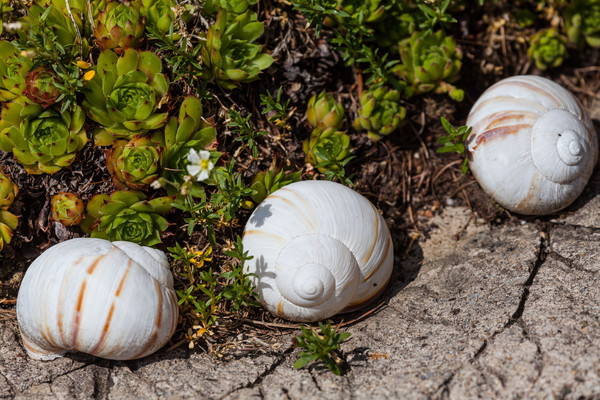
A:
[187,149,214,182]
[150,179,162,189]
[3,22,23,32]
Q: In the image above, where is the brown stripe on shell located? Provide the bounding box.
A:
[467,95,540,122]
[472,111,538,134]
[508,80,563,107]
[71,280,87,348]
[361,202,381,266]
[131,280,163,359]
[277,300,284,317]
[469,124,531,152]
[243,229,287,244]
[277,187,319,229]
[362,231,392,283]
[86,252,110,274]
[267,194,317,231]
[89,259,133,356]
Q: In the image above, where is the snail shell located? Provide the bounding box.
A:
[242,180,394,322]
[466,75,598,215]
[16,238,178,361]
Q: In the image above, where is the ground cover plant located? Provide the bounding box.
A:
[1,0,600,372]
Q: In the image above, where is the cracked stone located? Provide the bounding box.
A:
[2,205,600,398]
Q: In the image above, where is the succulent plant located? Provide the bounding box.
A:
[0,98,87,174]
[528,28,568,70]
[251,168,302,203]
[81,190,173,246]
[393,30,464,101]
[155,96,217,196]
[565,0,600,47]
[0,170,18,252]
[94,0,145,53]
[0,170,18,211]
[106,136,161,190]
[306,91,345,130]
[141,0,191,38]
[82,49,169,143]
[354,86,406,140]
[200,9,273,89]
[302,127,351,173]
[23,66,61,108]
[0,40,32,102]
[51,192,85,226]
[202,0,258,16]
[339,0,385,23]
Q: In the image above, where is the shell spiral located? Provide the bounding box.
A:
[242,180,394,322]
[16,238,179,361]
[465,75,598,215]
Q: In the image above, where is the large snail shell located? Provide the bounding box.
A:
[16,238,178,361]
[242,180,394,322]
[465,75,598,215]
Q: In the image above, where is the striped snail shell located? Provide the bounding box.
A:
[466,75,598,215]
[242,180,394,322]
[16,238,178,361]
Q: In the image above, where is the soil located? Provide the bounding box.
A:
[2,0,600,355]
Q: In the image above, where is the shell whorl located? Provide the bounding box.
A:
[465,75,598,215]
[16,238,178,361]
[242,180,394,322]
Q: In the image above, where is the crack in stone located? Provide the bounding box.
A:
[219,346,295,399]
[547,220,600,233]
[0,370,17,397]
[308,369,322,392]
[549,251,598,274]
[432,225,549,398]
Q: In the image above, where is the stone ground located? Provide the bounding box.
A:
[3,173,600,399]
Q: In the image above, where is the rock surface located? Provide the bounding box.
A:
[2,189,600,399]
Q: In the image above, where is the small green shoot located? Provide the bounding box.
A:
[227,109,268,158]
[314,144,355,187]
[437,117,472,174]
[260,87,292,127]
[222,236,260,313]
[294,322,351,376]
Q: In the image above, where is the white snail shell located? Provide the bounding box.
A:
[466,75,598,215]
[16,238,178,361]
[242,180,394,322]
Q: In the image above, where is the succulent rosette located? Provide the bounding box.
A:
[106,136,161,190]
[202,0,258,16]
[141,0,192,38]
[51,192,85,226]
[83,49,169,142]
[306,91,345,130]
[354,86,406,140]
[94,0,145,53]
[528,28,568,70]
[23,66,61,108]
[0,170,18,252]
[81,190,173,246]
[201,9,273,89]
[0,170,17,211]
[393,30,464,101]
[0,40,32,102]
[154,96,217,196]
[251,168,302,203]
[565,0,600,47]
[0,99,87,174]
[302,127,351,173]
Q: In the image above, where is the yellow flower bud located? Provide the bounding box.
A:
[76,60,91,69]
[83,70,95,81]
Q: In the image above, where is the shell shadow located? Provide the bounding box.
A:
[249,203,272,228]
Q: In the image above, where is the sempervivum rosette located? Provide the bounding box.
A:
[94,0,145,53]
[23,66,61,108]
[83,49,169,143]
[0,98,87,174]
[106,136,161,190]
